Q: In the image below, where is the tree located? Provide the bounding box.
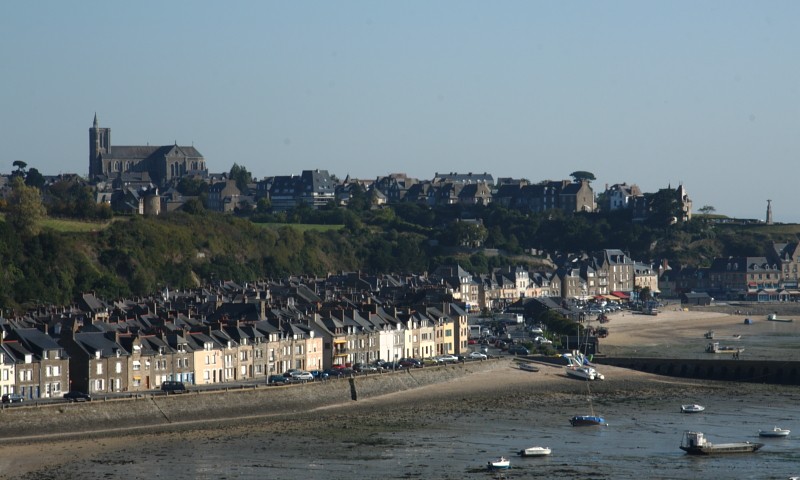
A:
[6,176,46,237]
[24,167,45,189]
[698,205,716,215]
[647,188,684,227]
[11,160,27,177]
[640,286,652,302]
[570,171,596,183]
[229,163,252,193]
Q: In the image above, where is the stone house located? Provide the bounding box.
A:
[207,180,241,213]
[10,328,69,399]
[768,242,800,291]
[62,330,129,394]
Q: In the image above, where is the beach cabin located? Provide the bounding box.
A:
[680,292,712,306]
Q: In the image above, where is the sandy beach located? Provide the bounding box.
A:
[3,304,800,479]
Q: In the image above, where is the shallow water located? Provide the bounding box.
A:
[56,389,799,480]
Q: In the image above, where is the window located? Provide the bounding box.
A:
[96,363,103,375]
[115,362,122,374]
[133,361,141,371]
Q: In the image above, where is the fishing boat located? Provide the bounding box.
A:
[679,431,763,455]
[570,415,606,427]
[518,362,540,372]
[681,404,705,413]
[758,426,790,438]
[487,456,510,469]
[517,446,551,457]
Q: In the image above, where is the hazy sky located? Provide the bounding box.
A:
[2,1,798,221]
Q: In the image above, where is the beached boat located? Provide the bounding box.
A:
[565,365,604,381]
[562,351,605,380]
[518,446,551,457]
[681,404,705,413]
[679,431,763,455]
[704,330,714,339]
[518,362,540,372]
[705,342,744,354]
[758,426,790,438]
[487,456,510,469]
[570,415,607,427]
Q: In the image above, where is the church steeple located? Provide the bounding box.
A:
[89,114,110,178]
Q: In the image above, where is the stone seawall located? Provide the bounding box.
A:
[595,357,800,385]
[0,359,506,439]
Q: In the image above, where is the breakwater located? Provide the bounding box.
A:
[0,359,506,440]
[594,357,800,385]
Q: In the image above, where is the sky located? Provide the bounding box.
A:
[2,1,799,222]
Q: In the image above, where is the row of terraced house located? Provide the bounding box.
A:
[0,284,470,400]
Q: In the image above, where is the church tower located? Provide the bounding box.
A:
[766,199,773,225]
[89,113,110,178]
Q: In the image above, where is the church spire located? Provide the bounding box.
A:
[93,112,99,128]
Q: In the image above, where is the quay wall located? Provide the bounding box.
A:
[0,359,506,439]
[594,357,800,385]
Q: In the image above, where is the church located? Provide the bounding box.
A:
[89,114,207,185]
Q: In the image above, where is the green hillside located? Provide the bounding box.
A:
[1,205,799,313]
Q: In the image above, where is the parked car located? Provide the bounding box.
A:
[267,374,289,385]
[309,370,329,380]
[353,363,378,373]
[534,336,553,345]
[529,327,544,335]
[508,346,530,356]
[434,354,459,364]
[467,351,488,360]
[288,371,314,383]
[398,358,422,368]
[282,368,302,379]
[161,381,187,394]
[2,393,24,404]
[63,391,92,402]
[323,368,346,378]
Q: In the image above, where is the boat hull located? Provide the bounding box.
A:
[570,415,606,427]
[681,405,705,413]
[565,366,604,381]
[680,443,763,455]
[759,430,790,438]
[518,447,551,457]
[519,363,540,372]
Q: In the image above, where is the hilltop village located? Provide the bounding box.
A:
[2,116,799,402]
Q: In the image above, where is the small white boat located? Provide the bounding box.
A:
[759,426,790,437]
[518,446,551,457]
[681,404,705,413]
[565,365,605,381]
[487,456,510,469]
[518,362,540,372]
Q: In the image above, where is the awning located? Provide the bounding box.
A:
[611,291,630,299]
